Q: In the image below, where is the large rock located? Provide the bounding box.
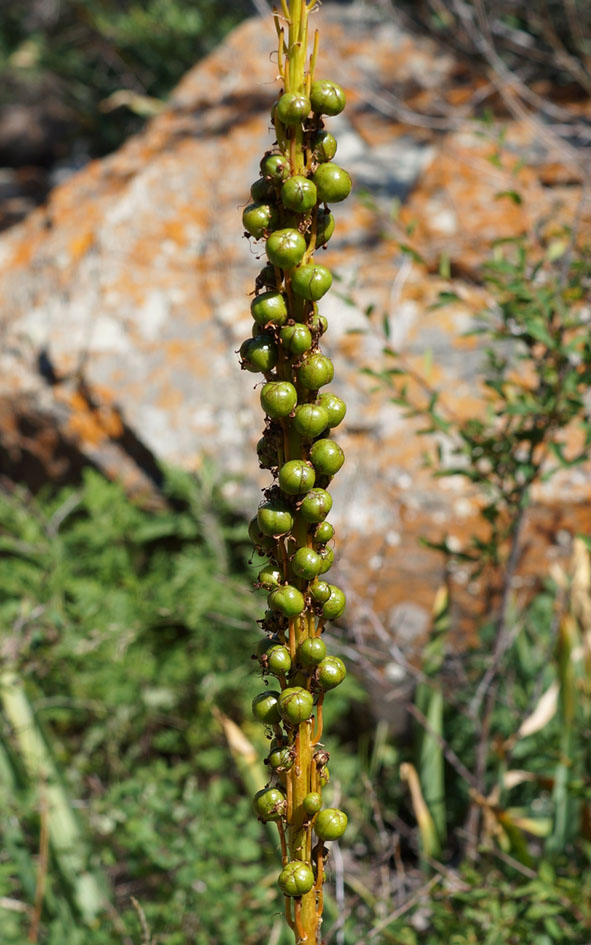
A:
[0,4,588,661]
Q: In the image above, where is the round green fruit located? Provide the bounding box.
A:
[317,392,346,428]
[278,687,314,724]
[251,290,288,327]
[277,861,315,897]
[252,690,281,725]
[260,381,297,418]
[293,403,329,438]
[303,792,322,815]
[310,80,346,116]
[297,637,327,667]
[248,517,277,553]
[310,580,331,603]
[314,807,348,841]
[314,521,334,544]
[316,208,335,248]
[279,460,316,496]
[257,499,294,537]
[268,585,305,617]
[291,264,333,301]
[280,323,312,356]
[256,436,277,470]
[317,546,334,574]
[266,228,307,269]
[308,311,328,335]
[267,644,292,675]
[316,655,346,690]
[260,153,290,181]
[313,163,352,203]
[242,202,279,239]
[254,787,286,822]
[310,438,345,476]
[250,177,275,202]
[291,546,323,580]
[322,585,346,620]
[276,92,311,125]
[311,130,337,162]
[300,488,333,523]
[257,263,277,288]
[258,565,282,589]
[281,175,318,213]
[239,335,277,373]
[267,746,294,772]
[298,353,334,390]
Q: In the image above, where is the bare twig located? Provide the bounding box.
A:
[28,782,49,944]
[131,897,151,945]
[365,874,442,941]
[406,703,477,788]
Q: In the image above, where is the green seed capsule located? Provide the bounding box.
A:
[251,290,288,327]
[316,655,346,690]
[292,546,323,580]
[291,264,333,301]
[279,459,316,496]
[293,403,329,438]
[268,745,294,772]
[317,392,347,428]
[278,861,315,897]
[276,92,311,126]
[300,488,333,523]
[240,335,278,373]
[251,177,276,202]
[258,565,282,589]
[257,263,278,288]
[310,80,346,116]
[316,208,335,248]
[298,353,334,390]
[280,323,313,356]
[278,686,314,724]
[267,644,292,675]
[314,521,334,544]
[257,499,294,537]
[297,637,327,667]
[303,791,323,815]
[314,807,348,840]
[308,311,328,336]
[313,164,352,203]
[317,546,334,574]
[269,585,306,617]
[266,228,307,269]
[260,381,298,418]
[252,690,281,724]
[310,438,345,476]
[249,516,277,553]
[322,585,346,620]
[242,202,279,239]
[281,175,318,213]
[256,436,277,470]
[260,153,290,181]
[310,580,331,603]
[254,787,286,822]
[311,130,337,162]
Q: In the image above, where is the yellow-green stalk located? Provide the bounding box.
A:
[239,2,351,941]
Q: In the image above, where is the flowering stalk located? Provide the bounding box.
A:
[239,2,350,941]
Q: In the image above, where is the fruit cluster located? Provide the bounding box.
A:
[238,6,349,940]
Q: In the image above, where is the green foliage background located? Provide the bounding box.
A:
[0,0,252,156]
[1,461,590,943]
